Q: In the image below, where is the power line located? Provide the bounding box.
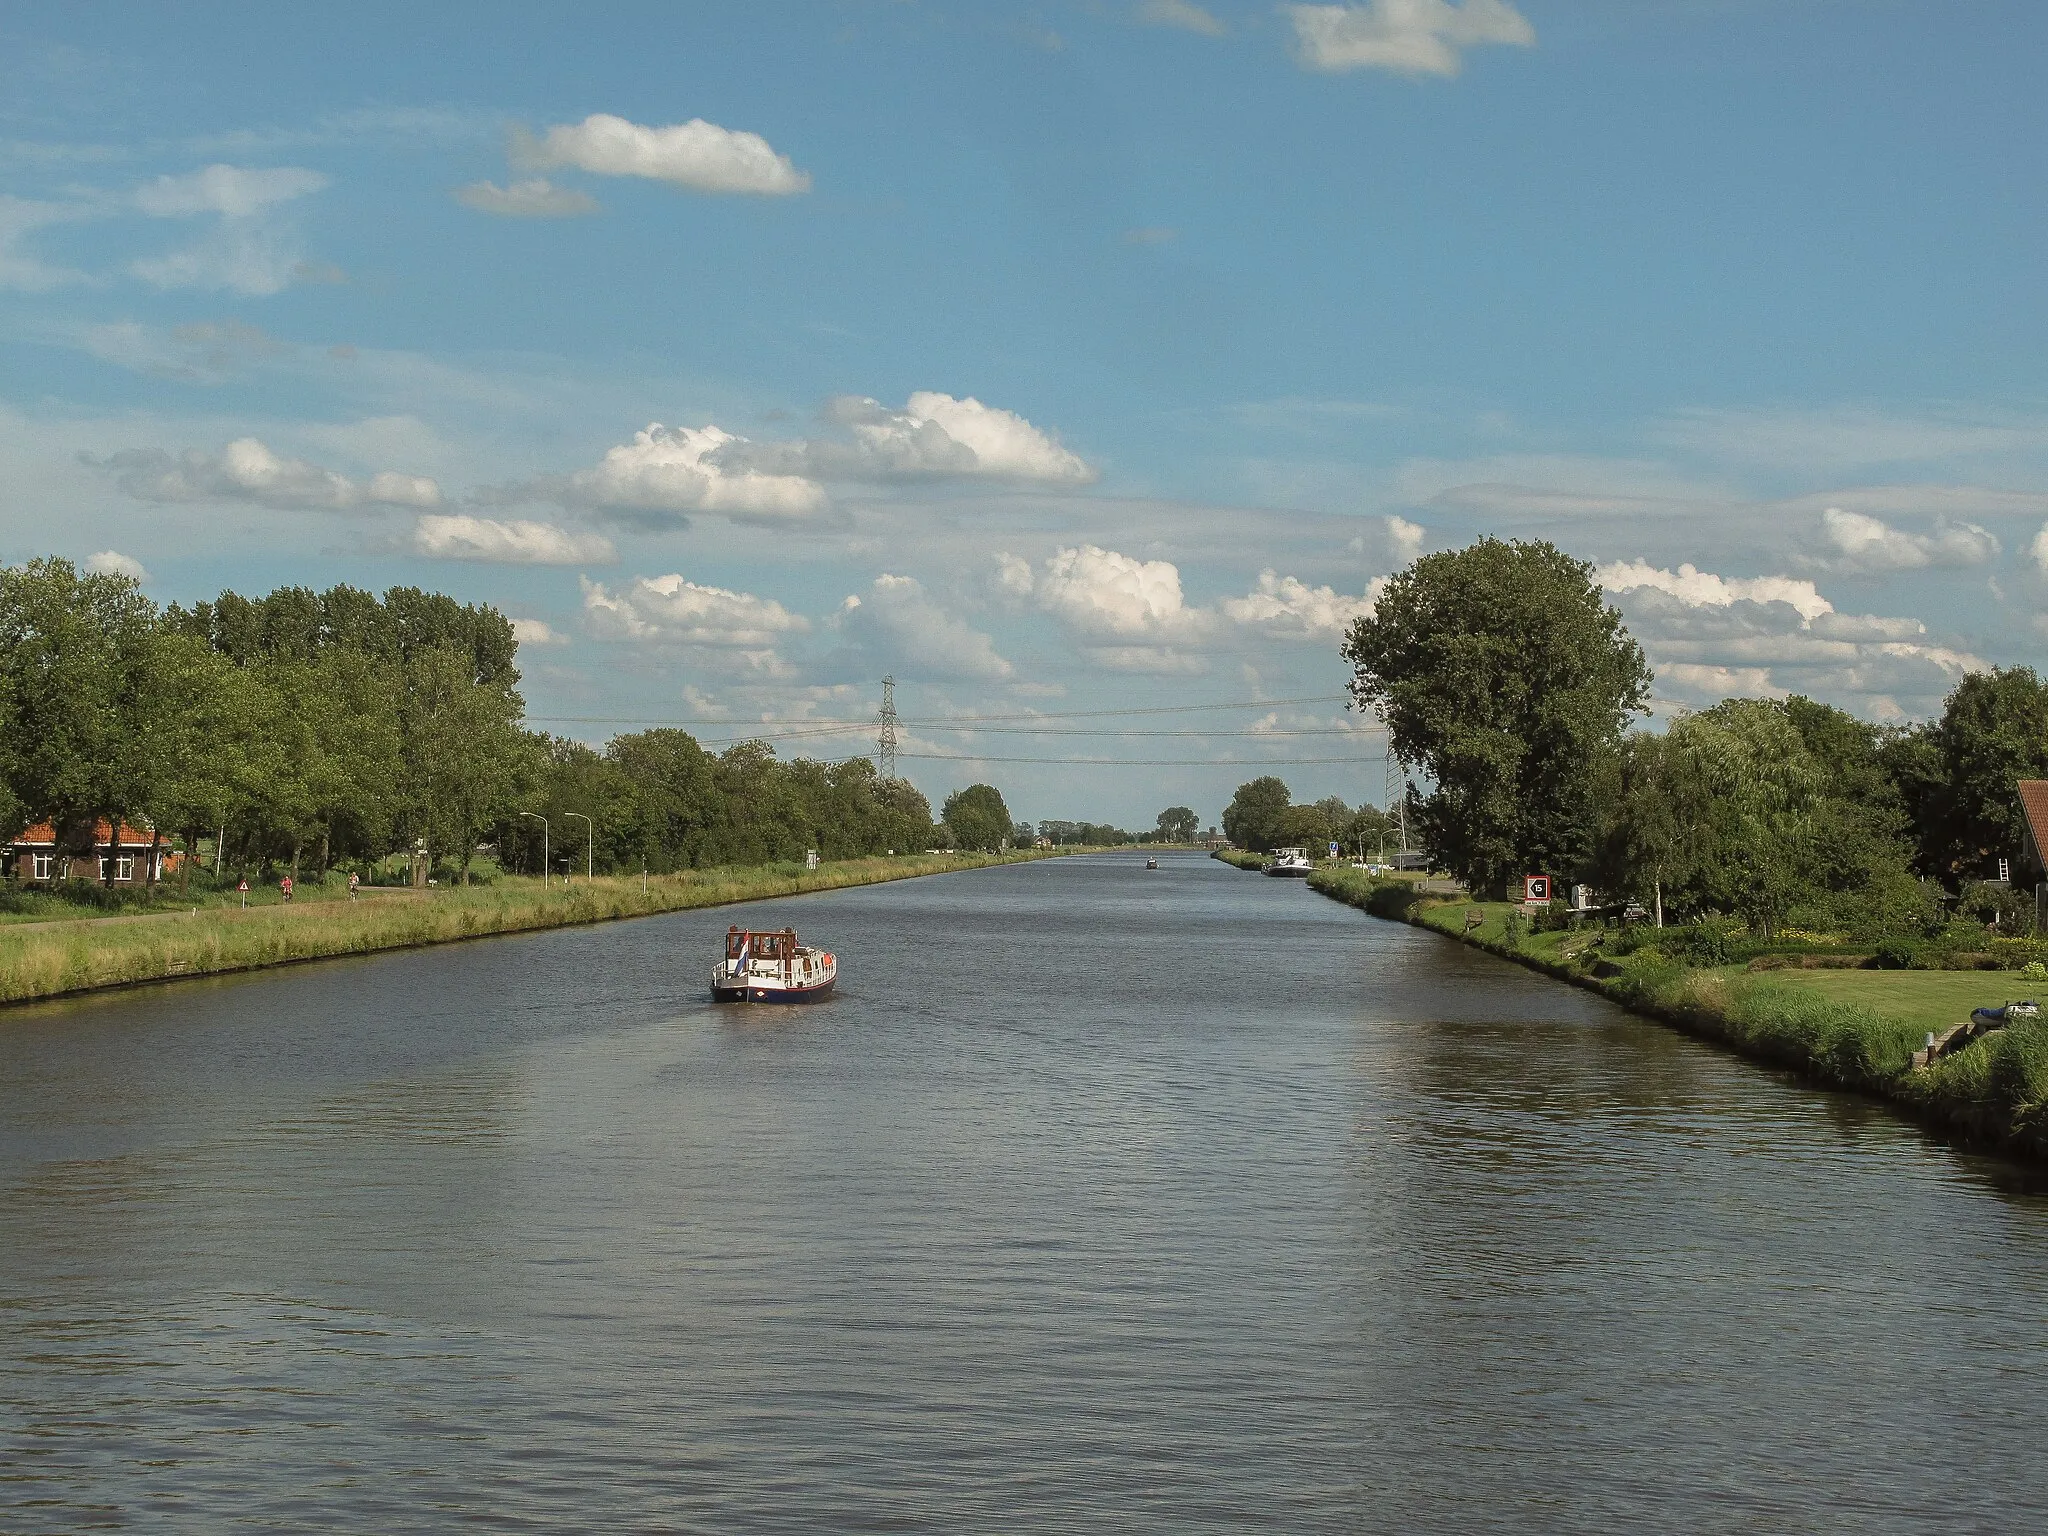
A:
[525,693,1352,728]
[896,750,1386,766]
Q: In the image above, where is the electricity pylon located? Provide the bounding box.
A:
[877,676,898,781]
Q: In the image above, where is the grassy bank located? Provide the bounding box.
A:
[1211,849,1265,871]
[0,850,1067,1008]
[1306,866,2048,1163]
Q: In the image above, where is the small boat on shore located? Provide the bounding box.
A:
[712,925,837,1003]
[1265,846,1313,878]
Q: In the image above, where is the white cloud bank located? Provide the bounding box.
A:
[550,393,1090,525]
[1000,544,1378,670]
[96,437,442,512]
[455,177,598,217]
[567,423,829,525]
[1598,560,1834,624]
[1598,558,1986,718]
[840,574,1012,681]
[582,573,809,650]
[411,515,614,565]
[1287,0,1535,77]
[725,392,1095,485]
[1817,506,1999,573]
[514,113,810,195]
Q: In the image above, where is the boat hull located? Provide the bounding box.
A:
[711,975,837,1004]
[1265,865,1311,878]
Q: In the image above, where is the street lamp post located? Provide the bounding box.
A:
[564,812,592,883]
[519,812,549,884]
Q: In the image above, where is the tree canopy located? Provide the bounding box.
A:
[1222,776,1290,851]
[942,784,1013,851]
[1343,538,1651,895]
[0,562,979,889]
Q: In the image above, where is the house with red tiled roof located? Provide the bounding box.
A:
[2,820,180,886]
[2018,781,2048,885]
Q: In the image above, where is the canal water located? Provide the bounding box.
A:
[2,853,2044,1531]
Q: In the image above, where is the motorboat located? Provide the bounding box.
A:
[1265,846,1313,878]
[712,925,837,1003]
[1146,857,1159,870]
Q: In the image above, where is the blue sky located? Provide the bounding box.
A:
[4,0,2045,829]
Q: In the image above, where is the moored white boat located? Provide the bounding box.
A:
[711,925,837,1003]
[1264,846,1313,878]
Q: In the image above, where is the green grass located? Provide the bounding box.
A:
[0,850,1068,1008]
[1304,863,2048,1163]
[1746,969,2043,1036]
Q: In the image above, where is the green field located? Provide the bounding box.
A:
[1749,968,2043,1035]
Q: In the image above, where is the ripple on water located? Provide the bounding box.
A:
[3,854,2047,1531]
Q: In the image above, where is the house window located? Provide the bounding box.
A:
[31,852,52,880]
[116,856,136,882]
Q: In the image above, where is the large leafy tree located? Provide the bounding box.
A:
[0,558,164,880]
[1902,668,2048,880]
[1343,538,1651,894]
[1155,805,1199,843]
[1221,776,1290,852]
[942,783,1013,851]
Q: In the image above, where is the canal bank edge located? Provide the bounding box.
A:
[0,849,1083,1011]
[1270,858,2048,1165]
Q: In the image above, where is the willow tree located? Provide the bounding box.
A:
[1342,538,1650,895]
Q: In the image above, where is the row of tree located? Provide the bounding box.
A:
[0,560,1036,887]
[1220,781,1393,855]
[1339,537,2048,935]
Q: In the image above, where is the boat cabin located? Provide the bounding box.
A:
[726,926,800,962]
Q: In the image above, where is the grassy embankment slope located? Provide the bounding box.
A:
[1291,862,2048,1161]
[0,850,1068,1008]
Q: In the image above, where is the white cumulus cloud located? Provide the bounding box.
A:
[1034,544,1205,642]
[1818,506,1999,572]
[566,423,828,526]
[2032,522,2048,574]
[510,617,568,647]
[514,113,810,195]
[1220,569,1383,642]
[1598,558,1982,717]
[411,515,614,565]
[1597,560,1834,623]
[1287,0,1535,77]
[454,177,599,217]
[732,392,1095,485]
[84,550,150,582]
[839,574,1013,681]
[96,437,441,512]
[581,573,809,648]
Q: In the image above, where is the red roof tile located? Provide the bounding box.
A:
[2020,781,2048,868]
